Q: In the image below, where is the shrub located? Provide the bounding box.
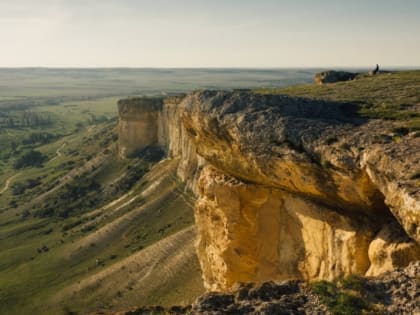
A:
[62,219,83,231]
[325,136,339,145]
[331,293,367,315]
[14,150,48,169]
[340,274,365,291]
[311,279,368,315]
[11,178,41,195]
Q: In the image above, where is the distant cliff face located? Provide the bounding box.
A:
[118,88,419,291]
[118,98,163,159]
[118,96,203,192]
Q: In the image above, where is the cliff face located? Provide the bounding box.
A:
[118,98,163,159]
[118,87,419,291]
[182,90,419,290]
[118,96,203,191]
[195,166,375,290]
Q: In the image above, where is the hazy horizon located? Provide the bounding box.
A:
[1,0,420,68]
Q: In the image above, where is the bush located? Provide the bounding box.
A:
[311,279,368,315]
[35,175,102,218]
[11,177,41,195]
[62,219,83,231]
[340,274,365,291]
[14,150,48,169]
[22,132,58,145]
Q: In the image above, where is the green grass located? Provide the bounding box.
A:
[311,278,369,315]
[310,274,393,315]
[256,70,420,131]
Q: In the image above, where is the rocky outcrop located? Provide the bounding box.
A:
[195,166,375,290]
[314,70,357,84]
[188,281,327,315]
[118,262,420,315]
[118,98,163,159]
[118,88,419,292]
[187,261,420,315]
[181,90,419,290]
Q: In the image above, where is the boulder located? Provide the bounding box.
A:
[314,70,357,84]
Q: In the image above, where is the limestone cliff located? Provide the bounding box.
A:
[118,98,162,159]
[118,82,419,292]
[180,90,419,290]
[118,96,203,192]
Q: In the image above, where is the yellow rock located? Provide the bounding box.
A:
[196,166,379,290]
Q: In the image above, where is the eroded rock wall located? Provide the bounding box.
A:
[118,96,203,192]
[196,166,375,290]
[180,90,420,290]
[118,98,163,159]
[118,90,419,291]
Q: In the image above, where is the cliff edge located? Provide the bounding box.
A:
[118,71,420,293]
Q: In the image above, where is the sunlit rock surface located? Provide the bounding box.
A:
[181,90,419,290]
[118,89,419,291]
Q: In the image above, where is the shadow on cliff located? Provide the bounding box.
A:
[196,90,370,125]
[262,94,369,125]
[133,145,166,162]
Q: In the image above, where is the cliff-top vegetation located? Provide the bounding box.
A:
[256,70,420,132]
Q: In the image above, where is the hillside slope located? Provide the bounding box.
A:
[0,123,203,315]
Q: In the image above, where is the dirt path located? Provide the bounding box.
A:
[0,173,21,195]
[51,142,66,161]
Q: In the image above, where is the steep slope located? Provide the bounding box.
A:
[0,125,203,315]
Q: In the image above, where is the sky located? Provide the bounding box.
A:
[1,0,420,68]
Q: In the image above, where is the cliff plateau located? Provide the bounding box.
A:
[118,73,419,293]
